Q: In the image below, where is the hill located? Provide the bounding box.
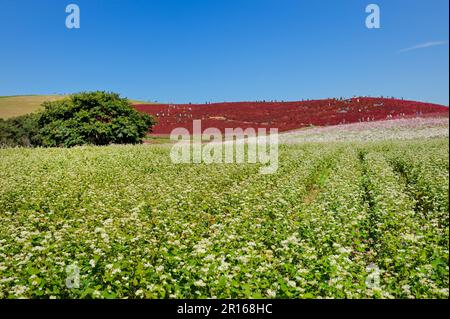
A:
[0,95,68,119]
[134,97,449,135]
[0,95,150,119]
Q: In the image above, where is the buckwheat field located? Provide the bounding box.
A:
[0,138,448,298]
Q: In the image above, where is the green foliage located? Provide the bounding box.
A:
[0,91,156,148]
[38,91,155,147]
[0,113,41,147]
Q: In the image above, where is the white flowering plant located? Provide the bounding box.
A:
[0,138,448,298]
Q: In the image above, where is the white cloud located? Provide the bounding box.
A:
[398,41,448,53]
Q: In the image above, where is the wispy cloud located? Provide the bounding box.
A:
[398,41,448,53]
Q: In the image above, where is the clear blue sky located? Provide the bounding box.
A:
[0,0,448,105]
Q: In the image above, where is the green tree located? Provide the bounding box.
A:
[38,91,155,147]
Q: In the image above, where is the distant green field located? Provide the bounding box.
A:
[143,135,173,144]
[0,95,151,119]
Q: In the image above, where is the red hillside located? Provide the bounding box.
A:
[134,97,449,135]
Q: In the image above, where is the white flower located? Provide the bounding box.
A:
[89,259,96,268]
[194,280,207,287]
[402,285,411,293]
[111,267,121,275]
[337,247,351,254]
[135,289,144,297]
[287,280,296,288]
[266,289,276,298]
[195,248,206,254]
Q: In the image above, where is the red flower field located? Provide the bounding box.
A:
[134,97,449,135]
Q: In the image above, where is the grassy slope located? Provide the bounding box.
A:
[0,95,150,119]
[0,95,67,119]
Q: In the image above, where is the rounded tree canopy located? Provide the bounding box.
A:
[38,91,156,147]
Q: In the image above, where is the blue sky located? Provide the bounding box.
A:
[0,0,448,104]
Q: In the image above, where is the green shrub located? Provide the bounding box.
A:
[0,113,41,147]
